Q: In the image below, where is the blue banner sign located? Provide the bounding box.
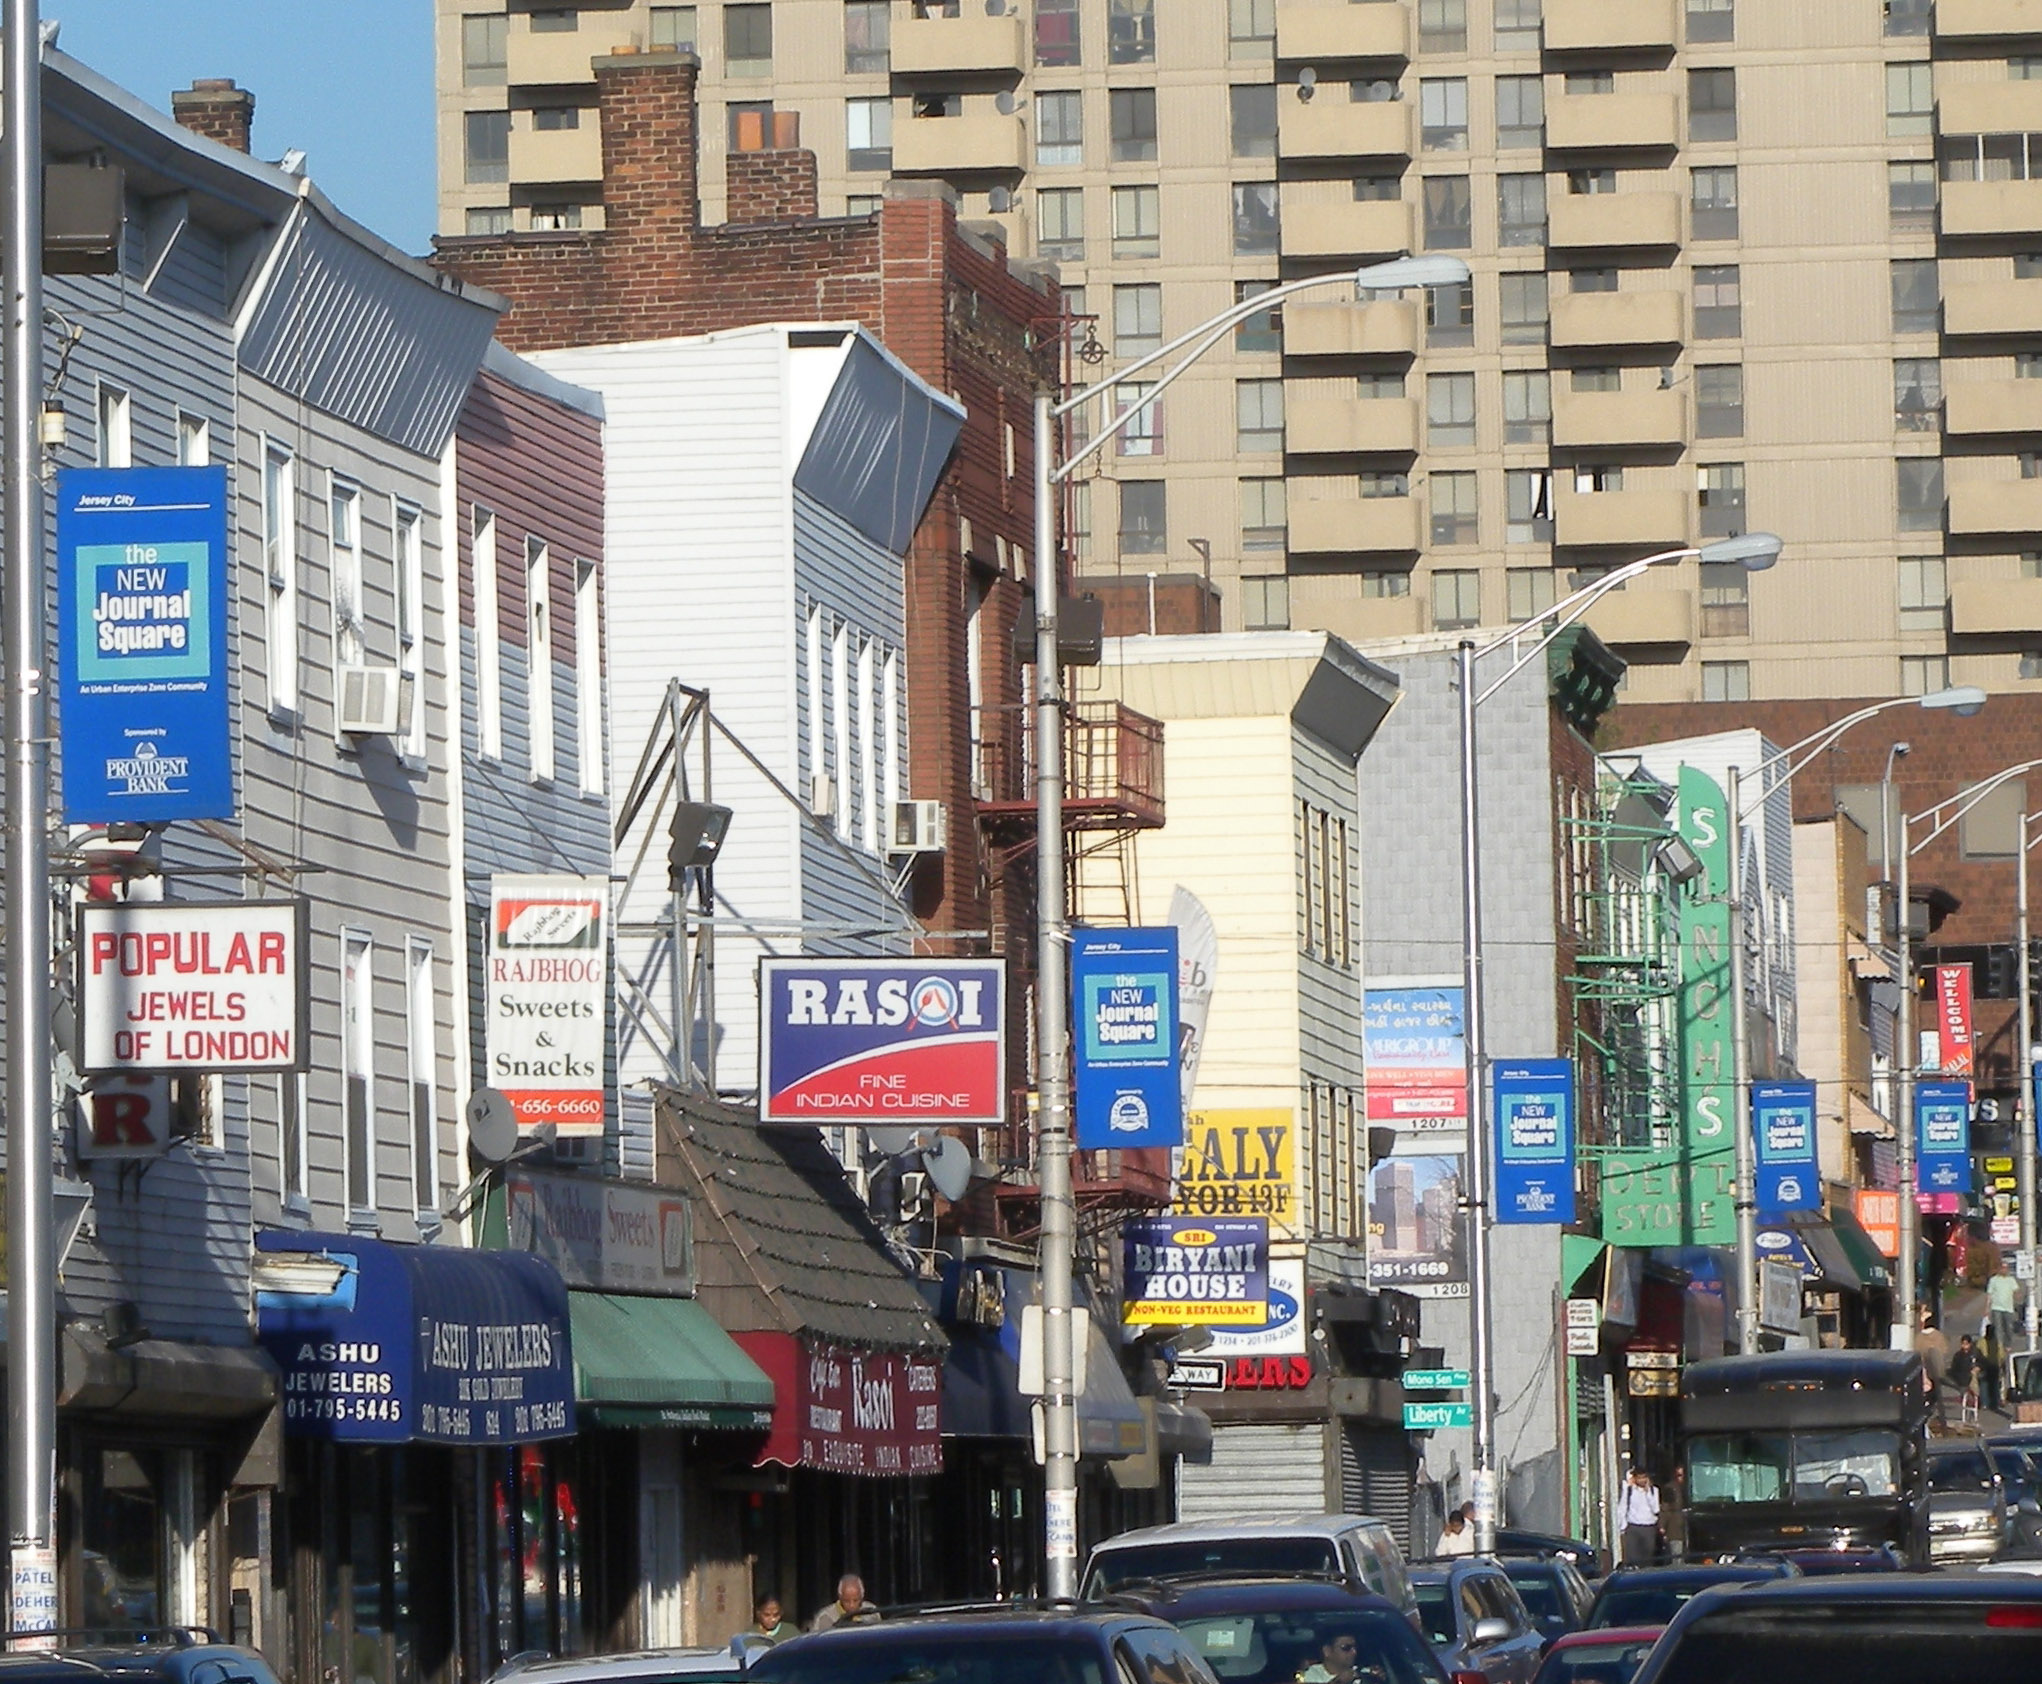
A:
[1494,1058,1576,1224]
[1916,1080,1974,1195]
[57,466,233,823]
[1072,926,1183,1149]
[1752,1080,1820,1211]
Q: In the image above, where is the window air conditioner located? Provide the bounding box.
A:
[891,799,947,856]
[338,665,407,737]
[810,773,837,823]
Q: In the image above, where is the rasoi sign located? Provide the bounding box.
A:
[1072,925,1182,1149]
[488,876,608,1137]
[757,958,1005,1124]
[57,466,232,823]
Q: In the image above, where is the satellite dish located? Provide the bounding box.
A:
[1367,80,1395,102]
[466,1087,520,1167]
[1299,67,1318,90]
[924,1135,973,1203]
[867,1125,923,1156]
[986,0,1008,13]
[995,90,1019,116]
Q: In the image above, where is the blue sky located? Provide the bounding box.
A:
[52,0,436,255]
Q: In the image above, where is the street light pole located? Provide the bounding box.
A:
[1727,764,1760,1355]
[2020,810,2037,1353]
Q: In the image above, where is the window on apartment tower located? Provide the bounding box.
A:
[1431,474,1478,546]
[1696,364,1744,437]
[1108,0,1155,64]
[1689,68,1737,141]
[1360,471,1409,500]
[1691,165,1738,239]
[1360,569,1410,596]
[1503,371,1551,443]
[726,101,773,150]
[1566,70,1616,95]
[1897,457,1944,531]
[1237,380,1284,452]
[1112,184,1161,258]
[1892,258,1939,333]
[649,7,697,50]
[1242,479,1286,552]
[1572,365,1621,393]
[1233,181,1279,254]
[1498,173,1546,244]
[1432,569,1482,630]
[1038,187,1083,260]
[845,1,889,71]
[1243,576,1290,631]
[1115,283,1163,356]
[1895,357,1943,430]
[1119,482,1166,555]
[1231,84,1277,158]
[1698,461,1746,536]
[1694,264,1741,337]
[529,203,582,230]
[1700,561,1751,637]
[847,97,893,170]
[1427,280,1474,347]
[1508,567,1557,622]
[528,10,577,32]
[1419,0,1468,52]
[725,4,773,76]
[1035,0,1079,66]
[464,110,510,184]
[1421,80,1469,151]
[1889,162,1937,231]
[1888,63,1933,135]
[1496,76,1544,149]
[1111,88,1158,162]
[1423,177,1472,249]
[531,106,581,131]
[1901,654,1950,696]
[465,207,512,235]
[1428,372,1476,446]
[1500,272,1548,343]
[1236,281,1281,353]
[1229,0,1276,61]
[1898,554,1948,631]
[1886,0,1930,34]
[462,14,508,86]
[1687,0,1733,43]
[1702,660,1750,702]
[1507,469,1554,543]
[1036,90,1082,167]
[1495,0,1541,52]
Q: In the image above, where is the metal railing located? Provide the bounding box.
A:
[972,700,1165,826]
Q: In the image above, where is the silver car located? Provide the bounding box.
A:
[490,1650,752,1684]
[1926,1442,2006,1563]
[1408,1561,1545,1684]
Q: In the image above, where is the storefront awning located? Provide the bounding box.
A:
[1755,1216,1863,1291]
[569,1292,775,1431]
[937,1313,1146,1459]
[1156,1396,1214,1464]
[1079,1317,1146,1460]
[1827,1204,1894,1290]
[255,1231,575,1446]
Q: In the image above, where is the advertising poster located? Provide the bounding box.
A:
[1072,926,1183,1148]
[757,957,1005,1124]
[1363,982,1467,1134]
[1752,1079,1819,1211]
[1123,1215,1269,1325]
[57,466,233,823]
[1936,965,1975,1078]
[1367,1147,1469,1298]
[1176,1108,1295,1233]
[1915,1080,1973,1195]
[1493,1058,1576,1224]
[1199,1257,1307,1356]
[488,876,609,1137]
[1168,886,1218,1107]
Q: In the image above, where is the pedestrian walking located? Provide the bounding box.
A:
[1989,1260,2024,1363]
[1916,1307,1952,1426]
[1950,1335,1982,1425]
[810,1575,880,1632]
[1618,1468,1662,1567]
[1436,1509,1475,1558]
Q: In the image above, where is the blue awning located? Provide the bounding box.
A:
[255,1231,575,1446]
[942,1325,1032,1440]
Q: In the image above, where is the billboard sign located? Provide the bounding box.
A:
[488,876,608,1137]
[1915,1080,1973,1195]
[1493,1058,1576,1224]
[503,1170,693,1295]
[1123,1215,1269,1326]
[758,958,1005,1124]
[1367,1146,1469,1298]
[1177,1108,1296,1232]
[78,900,308,1073]
[1363,982,1466,1133]
[75,1075,178,1161]
[1935,965,1975,1078]
[1072,926,1182,1148]
[1753,1079,1819,1211]
[57,466,233,823]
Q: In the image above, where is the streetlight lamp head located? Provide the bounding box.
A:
[1350,255,1473,292]
[1697,531,1783,571]
[1919,684,1988,717]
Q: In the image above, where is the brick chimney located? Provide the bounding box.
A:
[594,48,702,242]
[726,109,820,224]
[170,78,255,153]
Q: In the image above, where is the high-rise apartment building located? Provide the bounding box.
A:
[434,0,2042,702]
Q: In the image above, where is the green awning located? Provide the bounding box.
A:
[569,1292,776,1431]
[1827,1204,1894,1290]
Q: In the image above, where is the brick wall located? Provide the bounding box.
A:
[169,79,254,153]
[1076,573,1223,638]
[725,148,820,223]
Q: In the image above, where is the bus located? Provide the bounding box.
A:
[1676,1348,1930,1564]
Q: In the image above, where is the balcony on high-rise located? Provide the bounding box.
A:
[1554,487,1690,549]
[1945,379,2042,436]
[1280,192,1416,258]
[1948,477,2042,534]
[509,118,603,185]
[1285,392,1420,455]
[1945,278,2042,336]
[1936,0,2042,39]
[1290,578,1425,642]
[1582,586,1697,648]
[506,13,639,85]
[1942,178,2042,237]
[1283,297,1421,358]
[1275,0,1412,63]
[891,112,1027,175]
[1550,290,1685,350]
[1552,387,1685,449]
[1547,191,1682,249]
[1543,0,1679,53]
[889,4,1026,75]
[1288,495,1423,555]
[1951,573,2042,632]
[1278,96,1416,161]
[1939,80,2042,136]
[1545,92,1680,152]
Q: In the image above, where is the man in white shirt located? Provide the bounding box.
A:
[1619,1468,1661,1566]
[1436,1508,1475,1557]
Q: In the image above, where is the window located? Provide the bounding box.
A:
[1890,161,1937,230]
[1360,470,1410,499]
[1037,90,1082,167]
[847,193,882,216]
[1886,0,1930,34]
[1898,554,1947,631]
[847,97,892,170]
[1423,177,1472,249]
[1036,0,1079,66]
[1577,464,1625,491]
[464,110,510,184]
[2023,350,2042,378]
[1111,88,1158,162]
[279,1071,308,1206]
[1499,173,1546,245]
[1359,568,1410,594]
[2016,55,2042,79]
[1566,70,1615,95]
[1700,560,1750,637]
[1428,372,1476,446]
[1697,364,1744,437]
[531,106,581,131]
[1231,84,1277,158]
[1235,281,1280,353]
[650,7,697,49]
[1497,75,1544,149]
[330,481,365,670]
[1698,461,1746,536]
[462,13,508,85]
[1120,482,1166,555]
[263,443,298,713]
[1702,660,1750,701]
[1427,280,1475,347]
[725,3,773,75]
[1237,379,1283,453]
[1432,568,1481,629]
[1353,173,1401,201]
[1895,357,1942,431]
[1109,0,1155,64]
[1688,0,1734,43]
[473,507,502,761]
[1243,575,1290,631]
[1500,272,1549,344]
[1419,0,1467,52]
[395,504,425,759]
[1901,653,1950,695]
[1071,480,1093,558]
[1113,184,1161,258]
[1572,365,1621,392]
[176,411,209,466]
[845,0,889,71]
[1229,0,1275,61]
[1897,457,1944,531]
[1507,469,1553,542]
[1689,68,1737,141]
[1509,567,1556,621]
[95,382,130,468]
[465,206,512,236]
[1692,165,1738,239]
[1358,371,1405,399]
[1233,181,1279,254]
[1431,473,1478,546]
[1695,264,1741,337]
[1887,62,1933,136]
[1296,802,1354,968]
[1569,167,1618,196]
[1242,479,1286,552]
[1039,187,1083,260]
[528,9,577,31]
[529,203,581,231]
[1116,381,1162,456]
[528,536,555,782]
[2026,649,2042,679]
[909,91,960,120]
[1504,371,1552,443]
[342,929,375,1216]
[1495,0,1541,52]
[407,939,437,1215]
[1892,258,1939,333]
[1420,79,1469,151]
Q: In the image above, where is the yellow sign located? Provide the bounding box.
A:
[1176,1109,1295,1231]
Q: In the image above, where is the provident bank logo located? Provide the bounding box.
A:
[104,739,190,798]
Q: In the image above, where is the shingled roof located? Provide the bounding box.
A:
[655,1086,946,1355]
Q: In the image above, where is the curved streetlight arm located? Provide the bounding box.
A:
[1907,757,2042,855]
[1735,689,1990,820]
[1472,548,1694,706]
[1053,299,1261,483]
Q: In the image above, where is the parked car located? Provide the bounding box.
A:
[1987,1435,2042,1558]
[1496,1531,1602,1579]
[1108,1576,1455,1684]
[1925,1440,2007,1563]
[750,1608,1219,1684]
[1624,1574,2042,1684]
[492,1651,750,1684]
[1082,1515,1418,1630]
[1407,1561,1545,1684]
[1582,1562,1796,1631]
[1527,1628,1662,1684]
[1496,1556,1594,1644]
[0,1632,281,1684]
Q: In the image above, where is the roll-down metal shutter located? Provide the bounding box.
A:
[1177,1423,1328,1522]
[1339,1421,1415,1554]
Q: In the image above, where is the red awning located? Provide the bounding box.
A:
[736,1331,944,1478]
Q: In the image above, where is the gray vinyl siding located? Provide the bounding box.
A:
[1295,728,1365,1092]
